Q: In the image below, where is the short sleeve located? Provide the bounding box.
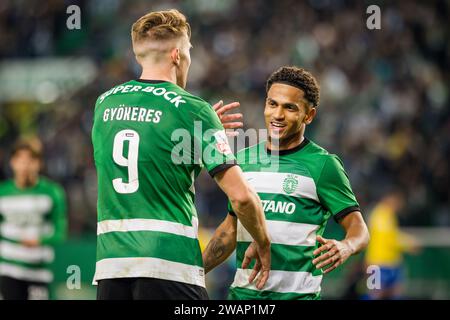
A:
[317,155,360,222]
[195,104,236,177]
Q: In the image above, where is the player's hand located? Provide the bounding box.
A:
[21,239,40,247]
[241,240,271,290]
[213,100,243,137]
[312,235,353,274]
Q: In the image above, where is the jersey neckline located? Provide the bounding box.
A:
[265,137,310,156]
[135,79,169,84]
[9,177,42,191]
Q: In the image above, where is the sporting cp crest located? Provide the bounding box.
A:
[282,174,298,194]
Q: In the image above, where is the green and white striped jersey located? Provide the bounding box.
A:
[0,177,67,283]
[228,138,359,300]
[91,79,235,287]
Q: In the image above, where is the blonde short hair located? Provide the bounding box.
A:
[131,9,191,45]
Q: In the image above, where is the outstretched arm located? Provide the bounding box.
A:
[203,214,237,274]
[312,211,369,274]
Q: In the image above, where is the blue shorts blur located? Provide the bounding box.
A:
[379,265,403,289]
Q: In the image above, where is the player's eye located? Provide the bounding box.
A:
[268,100,276,106]
[285,104,297,111]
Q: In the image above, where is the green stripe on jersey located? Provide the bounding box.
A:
[228,287,320,300]
[256,192,330,225]
[97,231,203,267]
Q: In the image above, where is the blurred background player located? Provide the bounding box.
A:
[365,188,421,299]
[202,66,370,299]
[92,9,270,300]
[0,139,67,300]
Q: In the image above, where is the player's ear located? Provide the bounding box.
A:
[171,47,181,66]
[304,106,316,125]
[134,55,143,67]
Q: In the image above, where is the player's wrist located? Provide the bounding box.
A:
[256,237,271,250]
[341,239,356,255]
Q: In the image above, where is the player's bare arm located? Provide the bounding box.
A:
[213,166,271,289]
[312,211,369,274]
[203,214,237,274]
[203,214,269,289]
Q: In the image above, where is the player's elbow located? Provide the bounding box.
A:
[229,188,256,216]
[363,227,370,249]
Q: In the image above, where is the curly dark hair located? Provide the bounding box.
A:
[266,66,320,108]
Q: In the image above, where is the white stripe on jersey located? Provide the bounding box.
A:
[231,268,322,294]
[0,263,53,283]
[0,195,52,216]
[243,171,318,201]
[93,257,205,287]
[0,241,54,264]
[236,220,318,246]
[97,217,199,239]
[0,223,53,242]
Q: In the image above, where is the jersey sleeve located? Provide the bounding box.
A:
[316,155,360,222]
[40,184,68,246]
[195,104,236,177]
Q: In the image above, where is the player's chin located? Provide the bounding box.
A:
[268,132,284,145]
[270,126,289,137]
[268,130,277,138]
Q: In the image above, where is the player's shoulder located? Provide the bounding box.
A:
[304,139,343,164]
[38,176,65,193]
[0,179,14,192]
[237,142,261,156]
[175,86,212,110]
[369,204,395,226]
[95,80,134,105]
[235,141,264,163]
[297,139,348,181]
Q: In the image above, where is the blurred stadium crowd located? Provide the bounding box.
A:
[0,0,448,298]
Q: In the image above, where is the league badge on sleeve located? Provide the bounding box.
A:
[214,130,232,155]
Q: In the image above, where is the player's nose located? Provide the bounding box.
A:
[272,106,285,120]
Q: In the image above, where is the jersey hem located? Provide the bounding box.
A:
[93,271,205,288]
[228,286,321,300]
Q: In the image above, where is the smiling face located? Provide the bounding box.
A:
[264,83,316,150]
